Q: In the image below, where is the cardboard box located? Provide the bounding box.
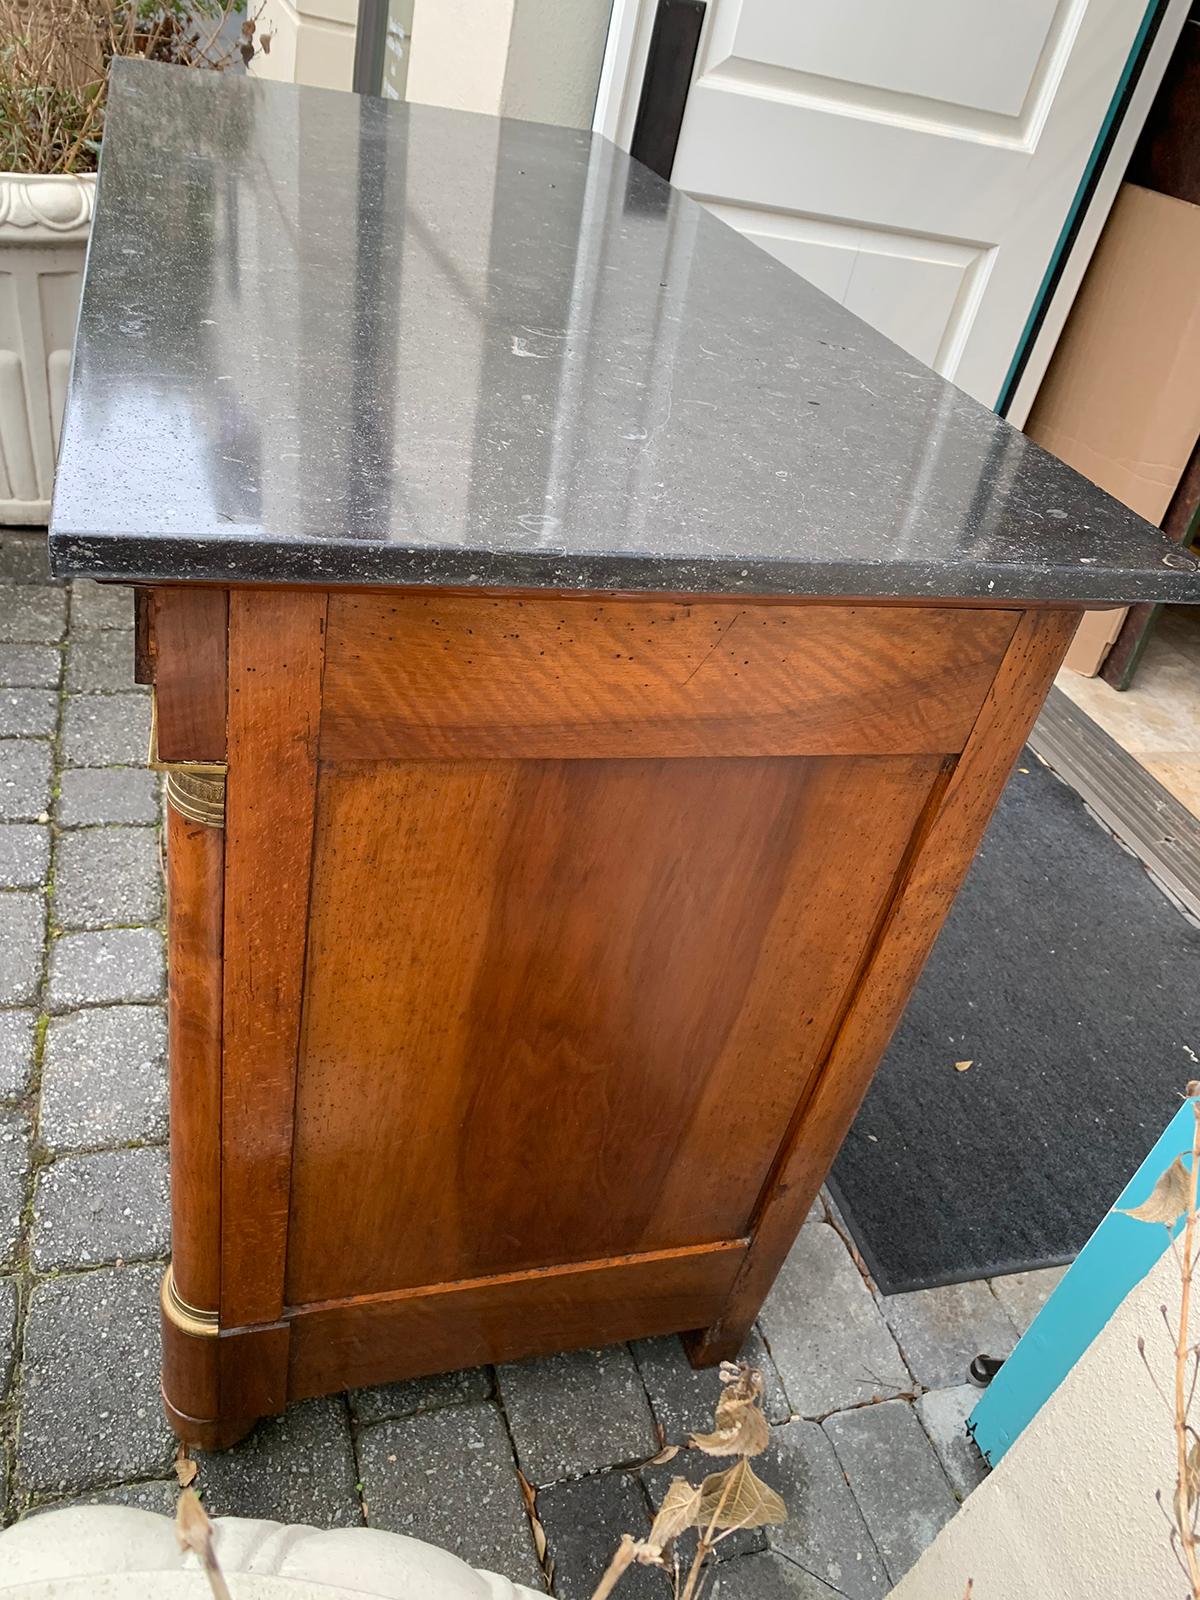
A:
[1025,183,1200,673]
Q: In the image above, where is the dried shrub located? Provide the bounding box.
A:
[1123,1083,1200,1597]
[591,1362,786,1600]
[0,0,270,176]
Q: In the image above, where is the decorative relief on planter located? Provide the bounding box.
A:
[0,173,96,237]
[0,172,96,527]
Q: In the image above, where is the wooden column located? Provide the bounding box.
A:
[156,587,326,1448]
[151,589,242,1446]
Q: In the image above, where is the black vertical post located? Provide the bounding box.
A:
[353,0,389,96]
[629,0,706,181]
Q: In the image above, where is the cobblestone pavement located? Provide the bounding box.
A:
[0,530,1066,1594]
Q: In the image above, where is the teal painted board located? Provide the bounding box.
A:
[971,1095,1197,1464]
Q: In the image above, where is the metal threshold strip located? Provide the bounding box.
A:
[1029,686,1200,924]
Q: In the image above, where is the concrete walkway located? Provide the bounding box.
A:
[0,529,1063,1596]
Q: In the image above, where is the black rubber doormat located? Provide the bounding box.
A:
[828,748,1200,1295]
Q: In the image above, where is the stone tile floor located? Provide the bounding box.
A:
[0,530,1067,1595]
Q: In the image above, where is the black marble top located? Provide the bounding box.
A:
[49,60,1200,604]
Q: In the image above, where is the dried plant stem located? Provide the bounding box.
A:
[589,1535,635,1600]
[175,1488,233,1600]
[1174,1102,1200,1597]
[680,1469,741,1600]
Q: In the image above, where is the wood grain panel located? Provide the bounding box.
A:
[285,751,941,1305]
[287,1241,747,1398]
[319,594,1018,760]
[150,588,228,761]
[685,606,1080,1364]
[220,590,327,1329]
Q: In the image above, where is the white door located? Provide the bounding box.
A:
[598,0,1162,406]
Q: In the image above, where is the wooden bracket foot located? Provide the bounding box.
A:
[681,1322,753,1370]
[159,1264,289,1450]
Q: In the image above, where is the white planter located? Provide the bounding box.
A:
[0,1506,545,1600]
[0,171,95,527]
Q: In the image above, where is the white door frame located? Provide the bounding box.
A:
[593,0,670,145]
[1004,0,1191,424]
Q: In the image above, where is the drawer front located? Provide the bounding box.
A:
[319,593,1019,761]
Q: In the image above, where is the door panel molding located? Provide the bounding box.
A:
[694,2,1088,152]
[697,0,1071,124]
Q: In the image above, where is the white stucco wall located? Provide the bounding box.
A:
[403,0,613,126]
[893,1248,1190,1599]
[404,0,514,115]
[253,0,358,91]
[502,0,613,126]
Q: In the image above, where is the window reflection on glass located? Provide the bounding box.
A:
[382,0,414,100]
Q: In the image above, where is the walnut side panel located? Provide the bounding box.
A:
[221,590,327,1329]
[685,606,1081,1364]
[286,752,941,1304]
[287,1241,748,1398]
[319,594,1019,760]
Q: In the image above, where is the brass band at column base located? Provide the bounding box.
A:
[161,1262,219,1339]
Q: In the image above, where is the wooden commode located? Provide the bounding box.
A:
[49,62,1200,1446]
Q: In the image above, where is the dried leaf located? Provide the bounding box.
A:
[695,1458,786,1531]
[954,1060,973,1073]
[1121,1156,1194,1225]
[175,1488,232,1600]
[646,1443,680,1466]
[1186,1437,1200,1511]
[174,1450,198,1488]
[647,1477,704,1547]
[717,1362,763,1403]
[690,1400,770,1458]
[516,1470,548,1565]
[691,1363,769,1456]
[530,1512,547,1563]
[629,1543,663,1567]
